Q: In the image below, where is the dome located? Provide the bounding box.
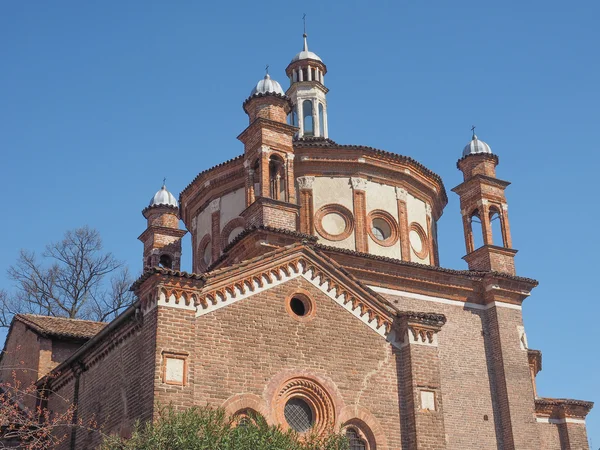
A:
[250,74,285,97]
[462,135,493,157]
[291,34,322,63]
[149,184,178,208]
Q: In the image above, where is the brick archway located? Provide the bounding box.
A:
[222,393,271,425]
[338,405,388,450]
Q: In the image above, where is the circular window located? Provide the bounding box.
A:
[285,291,315,322]
[371,218,391,241]
[409,223,429,260]
[203,243,212,265]
[314,205,354,241]
[290,298,307,316]
[284,398,314,433]
[367,210,399,247]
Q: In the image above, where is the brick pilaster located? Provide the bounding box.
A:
[397,312,447,450]
[208,198,220,264]
[395,187,410,261]
[425,204,436,266]
[297,176,315,234]
[483,291,540,449]
[351,177,368,253]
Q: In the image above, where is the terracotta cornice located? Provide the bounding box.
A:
[451,174,511,195]
[137,226,187,243]
[237,117,298,143]
[535,398,594,420]
[141,204,179,218]
[241,92,293,115]
[456,152,499,168]
[130,266,206,293]
[528,349,542,376]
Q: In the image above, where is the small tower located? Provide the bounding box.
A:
[238,72,299,231]
[138,183,187,270]
[285,33,328,138]
[452,131,516,274]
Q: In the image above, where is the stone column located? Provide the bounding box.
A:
[396,312,447,450]
[297,176,315,234]
[351,177,368,253]
[395,187,411,261]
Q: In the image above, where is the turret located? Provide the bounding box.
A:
[452,130,516,274]
[285,33,328,138]
[238,72,299,231]
[138,183,187,270]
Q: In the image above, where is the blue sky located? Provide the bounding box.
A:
[1,0,599,444]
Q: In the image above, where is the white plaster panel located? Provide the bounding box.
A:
[365,181,397,213]
[312,177,355,250]
[220,189,245,229]
[165,357,185,383]
[194,208,213,248]
[322,213,346,235]
[406,193,430,264]
[420,391,436,410]
[367,236,402,259]
[312,177,353,210]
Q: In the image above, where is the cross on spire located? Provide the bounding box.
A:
[162,177,167,187]
[265,64,269,75]
[303,13,307,36]
[471,125,476,139]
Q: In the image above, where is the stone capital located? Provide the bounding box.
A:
[395,187,408,201]
[297,176,315,190]
[207,198,221,214]
[261,145,270,153]
[350,177,367,191]
[287,153,295,161]
[425,204,432,217]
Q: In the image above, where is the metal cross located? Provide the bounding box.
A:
[163,177,167,186]
[471,125,476,137]
[303,13,306,35]
[265,64,269,75]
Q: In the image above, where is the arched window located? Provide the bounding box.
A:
[303,100,314,136]
[269,155,286,200]
[252,159,260,197]
[302,67,308,81]
[318,103,324,137]
[159,254,172,269]
[346,428,367,450]
[489,206,504,247]
[470,209,484,250]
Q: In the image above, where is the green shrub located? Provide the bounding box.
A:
[99,405,349,450]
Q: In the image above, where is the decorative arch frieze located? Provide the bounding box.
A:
[196,258,394,341]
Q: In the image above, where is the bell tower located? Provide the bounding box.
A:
[452,130,516,274]
[238,72,299,231]
[285,33,328,138]
[138,183,187,270]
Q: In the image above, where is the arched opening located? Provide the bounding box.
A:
[318,103,324,137]
[470,209,484,250]
[489,207,504,247]
[311,67,316,81]
[303,100,314,136]
[346,428,368,450]
[252,159,260,198]
[158,254,173,269]
[269,155,286,200]
[302,67,308,82]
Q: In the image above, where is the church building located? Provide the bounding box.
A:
[2,33,593,449]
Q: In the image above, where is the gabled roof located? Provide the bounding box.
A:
[195,243,402,337]
[14,314,106,340]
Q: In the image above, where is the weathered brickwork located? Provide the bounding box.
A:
[2,40,590,450]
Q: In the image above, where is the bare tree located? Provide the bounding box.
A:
[1,226,134,327]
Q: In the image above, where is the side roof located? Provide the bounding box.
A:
[12,314,106,340]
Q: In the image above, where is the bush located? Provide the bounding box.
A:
[99,405,349,450]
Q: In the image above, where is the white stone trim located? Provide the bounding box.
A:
[536,417,586,425]
[395,187,408,201]
[368,286,522,311]
[207,198,221,213]
[159,292,197,311]
[195,262,390,341]
[296,176,315,190]
[350,177,367,191]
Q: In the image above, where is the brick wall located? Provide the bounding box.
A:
[193,277,402,450]
[48,310,158,449]
[0,321,41,410]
